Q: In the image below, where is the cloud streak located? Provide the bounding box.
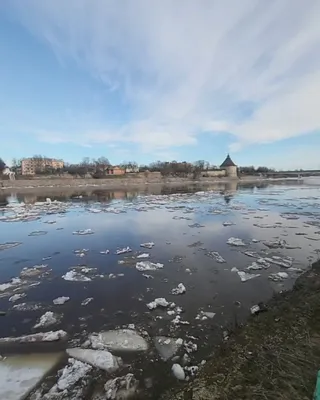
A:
[5,0,320,152]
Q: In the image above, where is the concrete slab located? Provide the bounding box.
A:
[0,352,62,400]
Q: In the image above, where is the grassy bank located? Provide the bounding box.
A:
[163,260,320,400]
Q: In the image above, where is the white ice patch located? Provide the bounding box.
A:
[72,229,94,235]
[115,247,132,255]
[104,373,138,400]
[81,297,93,306]
[0,277,22,292]
[53,296,70,305]
[137,253,150,259]
[89,329,149,352]
[66,348,122,372]
[9,293,26,302]
[0,330,67,344]
[227,237,246,246]
[237,271,261,282]
[34,311,60,329]
[154,336,183,361]
[268,272,289,281]
[136,261,164,272]
[147,298,170,310]
[140,242,155,249]
[62,270,91,282]
[206,251,226,263]
[172,364,185,380]
[56,358,92,391]
[171,283,186,295]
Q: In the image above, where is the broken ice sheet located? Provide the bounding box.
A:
[206,251,226,263]
[237,271,261,282]
[34,311,60,329]
[56,358,92,392]
[9,293,26,302]
[136,261,164,271]
[81,297,93,306]
[66,348,122,372]
[154,336,183,361]
[188,223,205,228]
[53,296,70,305]
[0,330,67,344]
[268,272,289,282]
[72,229,94,235]
[140,242,155,249]
[137,253,150,258]
[0,242,22,251]
[89,329,149,352]
[62,270,91,282]
[115,247,132,255]
[171,283,186,295]
[28,230,48,236]
[147,298,170,310]
[104,373,139,400]
[20,264,49,278]
[227,237,246,246]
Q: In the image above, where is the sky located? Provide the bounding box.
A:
[0,0,320,170]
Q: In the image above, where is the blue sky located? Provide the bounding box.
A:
[1,0,320,170]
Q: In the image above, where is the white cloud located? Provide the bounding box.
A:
[4,0,320,153]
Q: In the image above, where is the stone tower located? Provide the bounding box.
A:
[220,154,237,178]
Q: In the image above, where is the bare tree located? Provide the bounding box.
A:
[0,158,6,172]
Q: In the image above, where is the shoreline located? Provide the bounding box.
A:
[0,176,303,193]
[162,259,320,400]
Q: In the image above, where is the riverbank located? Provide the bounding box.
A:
[163,259,320,400]
[0,176,302,192]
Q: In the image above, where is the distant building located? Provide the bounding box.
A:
[220,154,237,178]
[21,158,64,175]
[106,166,125,176]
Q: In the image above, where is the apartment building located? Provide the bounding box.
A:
[21,158,64,175]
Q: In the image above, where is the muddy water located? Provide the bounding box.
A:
[0,182,319,397]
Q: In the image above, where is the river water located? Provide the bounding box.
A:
[0,181,319,398]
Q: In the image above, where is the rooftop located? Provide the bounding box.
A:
[220,154,236,168]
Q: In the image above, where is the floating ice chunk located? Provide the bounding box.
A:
[115,247,132,255]
[142,274,154,279]
[28,231,48,236]
[0,242,22,251]
[263,240,286,249]
[0,330,67,344]
[62,270,91,282]
[12,302,42,311]
[20,264,48,278]
[246,262,263,271]
[264,256,293,268]
[206,251,226,263]
[53,296,70,305]
[237,271,261,282]
[287,267,303,273]
[72,229,94,235]
[227,237,246,246]
[140,242,155,249]
[195,310,216,320]
[104,373,138,400]
[268,272,289,281]
[223,221,235,226]
[137,253,150,259]
[184,341,198,354]
[100,250,110,254]
[57,358,92,391]
[90,329,149,352]
[0,277,22,292]
[34,311,60,329]
[172,315,189,325]
[88,208,102,213]
[136,261,164,271]
[66,348,122,372]
[171,283,186,295]
[202,312,216,319]
[81,297,93,306]
[231,267,239,272]
[250,305,260,314]
[147,298,170,310]
[154,336,183,361]
[172,364,185,380]
[9,293,26,302]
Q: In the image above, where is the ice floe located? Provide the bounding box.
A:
[206,251,226,263]
[0,242,22,251]
[172,364,185,380]
[136,261,164,271]
[115,247,132,255]
[72,229,94,235]
[171,283,186,295]
[62,270,91,282]
[34,311,60,329]
[237,271,261,282]
[268,272,289,281]
[0,330,67,344]
[227,237,246,246]
[147,298,170,310]
[137,253,150,258]
[154,337,183,361]
[9,293,26,302]
[53,296,70,305]
[104,373,139,400]
[140,242,155,249]
[56,358,92,391]
[81,297,93,306]
[66,348,122,372]
[89,329,149,352]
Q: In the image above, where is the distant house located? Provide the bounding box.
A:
[21,158,64,175]
[106,166,125,176]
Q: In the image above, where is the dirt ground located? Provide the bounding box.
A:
[162,260,320,400]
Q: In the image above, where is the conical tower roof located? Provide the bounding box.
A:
[220,154,236,168]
